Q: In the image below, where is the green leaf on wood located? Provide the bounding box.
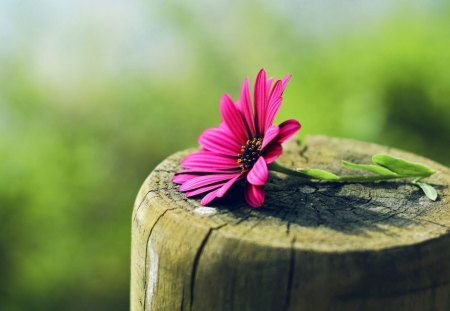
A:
[415,182,438,201]
[296,168,340,180]
[372,154,435,177]
[342,160,398,176]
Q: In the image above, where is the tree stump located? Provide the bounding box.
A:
[131,135,450,311]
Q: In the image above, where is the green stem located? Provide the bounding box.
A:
[267,162,311,179]
[334,175,409,182]
[268,162,416,183]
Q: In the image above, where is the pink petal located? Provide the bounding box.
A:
[236,78,256,137]
[261,125,279,150]
[268,80,282,104]
[265,75,292,129]
[263,143,283,164]
[186,182,226,197]
[199,128,241,156]
[281,74,291,91]
[265,97,282,130]
[176,168,241,174]
[220,94,248,144]
[200,174,242,205]
[172,173,199,184]
[277,119,301,143]
[246,157,268,186]
[179,173,239,192]
[217,174,241,197]
[266,77,274,92]
[265,79,283,127]
[201,188,221,206]
[254,68,267,135]
[217,122,243,143]
[182,151,238,170]
[244,183,265,208]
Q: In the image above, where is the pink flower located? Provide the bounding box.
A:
[173,69,301,208]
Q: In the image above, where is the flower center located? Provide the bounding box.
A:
[237,137,263,171]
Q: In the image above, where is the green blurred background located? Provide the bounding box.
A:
[1,1,449,310]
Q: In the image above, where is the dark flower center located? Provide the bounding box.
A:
[237,137,263,171]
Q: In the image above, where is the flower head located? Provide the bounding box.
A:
[173,69,301,208]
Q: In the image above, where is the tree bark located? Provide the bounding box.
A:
[131,135,450,311]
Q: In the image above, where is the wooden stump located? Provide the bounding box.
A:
[131,136,450,311]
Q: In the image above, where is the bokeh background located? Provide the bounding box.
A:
[1,0,449,310]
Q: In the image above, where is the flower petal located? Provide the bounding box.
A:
[254,68,267,135]
[186,182,226,198]
[181,151,237,170]
[179,173,239,192]
[236,78,256,137]
[268,80,282,104]
[266,77,274,92]
[200,174,242,205]
[265,79,283,128]
[263,143,283,164]
[244,183,265,208]
[265,97,282,130]
[220,94,248,144]
[281,74,291,91]
[277,119,301,143]
[217,174,241,198]
[246,157,268,186]
[261,125,279,150]
[176,168,240,174]
[200,188,221,206]
[199,128,241,156]
[172,173,199,184]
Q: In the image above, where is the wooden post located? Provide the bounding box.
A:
[131,136,450,311]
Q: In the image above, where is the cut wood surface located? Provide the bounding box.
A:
[131,135,450,311]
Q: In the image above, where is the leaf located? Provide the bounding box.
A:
[342,160,398,176]
[415,182,438,201]
[372,154,435,177]
[296,168,339,180]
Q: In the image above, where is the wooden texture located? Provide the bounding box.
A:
[131,136,450,311]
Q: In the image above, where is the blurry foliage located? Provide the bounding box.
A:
[0,2,449,310]
[284,13,450,162]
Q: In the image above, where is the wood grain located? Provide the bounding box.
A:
[131,135,450,311]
